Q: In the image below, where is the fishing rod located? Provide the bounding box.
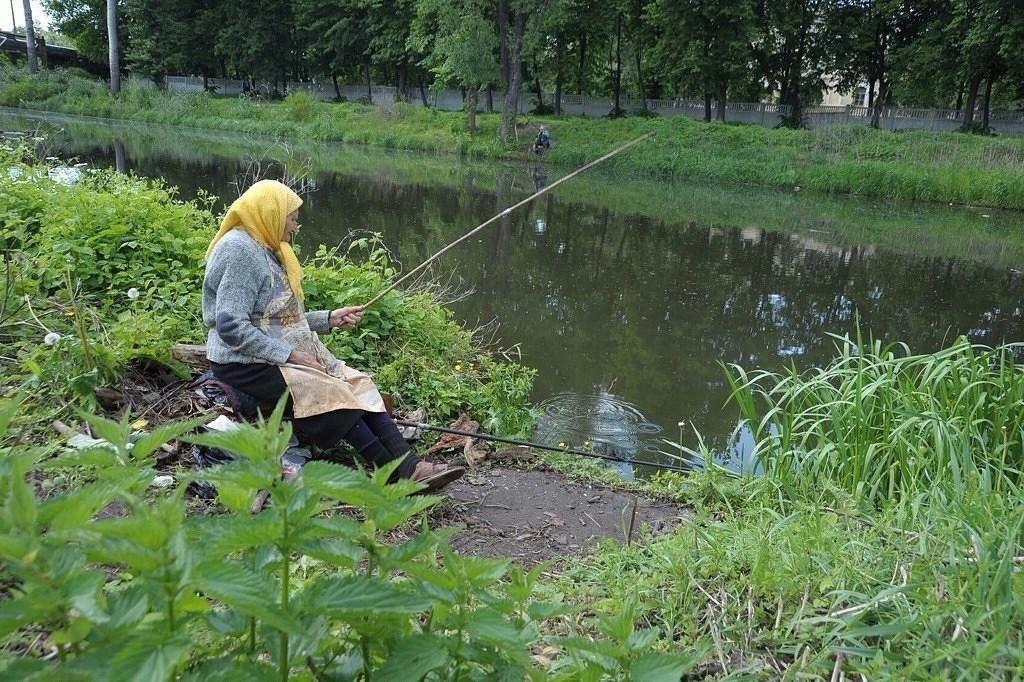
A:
[395,419,694,475]
[361,132,654,309]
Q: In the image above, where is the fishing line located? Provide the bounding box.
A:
[361,132,654,308]
[395,419,694,474]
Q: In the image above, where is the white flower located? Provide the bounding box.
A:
[44,332,62,345]
[127,287,140,300]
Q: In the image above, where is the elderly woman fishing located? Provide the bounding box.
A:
[202,179,465,490]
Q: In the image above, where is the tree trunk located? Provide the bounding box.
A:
[870,80,887,129]
[633,0,646,111]
[533,63,543,111]
[419,79,429,107]
[466,88,478,133]
[867,80,875,109]
[499,12,527,143]
[486,86,493,112]
[981,72,994,132]
[703,90,711,122]
[577,33,587,94]
[365,62,372,103]
[498,0,509,87]
[107,0,120,95]
[716,79,727,121]
[612,13,622,114]
[962,73,982,128]
[554,73,562,116]
[554,37,564,115]
[37,34,47,68]
[21,0,37,73]
[397,64,408,102]
[332,73,341,100]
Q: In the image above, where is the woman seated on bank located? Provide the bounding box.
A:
[202,179,465,490]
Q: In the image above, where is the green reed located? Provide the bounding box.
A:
[726,335,1024,509]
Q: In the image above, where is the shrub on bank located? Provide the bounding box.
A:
[0,141,534,434]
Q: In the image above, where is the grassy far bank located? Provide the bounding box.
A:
[7,109,1024,269]
[2,66,1024,210]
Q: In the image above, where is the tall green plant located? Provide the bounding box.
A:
[725,335,1024,509]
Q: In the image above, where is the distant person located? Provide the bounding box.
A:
[534,126,551,154]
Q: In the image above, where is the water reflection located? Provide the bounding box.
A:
[9,113,1024,470]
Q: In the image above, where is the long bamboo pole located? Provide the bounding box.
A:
[360,132,653,308]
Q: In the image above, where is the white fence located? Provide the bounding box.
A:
[164,76,1024,134]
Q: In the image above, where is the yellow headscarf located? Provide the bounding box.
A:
[207,179,305,301]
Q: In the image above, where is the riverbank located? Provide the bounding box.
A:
[2,69,1024,209]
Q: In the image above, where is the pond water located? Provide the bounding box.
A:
[6,111,1024,473]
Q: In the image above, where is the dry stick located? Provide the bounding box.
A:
[360,133,655,309]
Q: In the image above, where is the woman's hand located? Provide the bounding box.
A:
[287,349,324,372]
[330,305,364,329]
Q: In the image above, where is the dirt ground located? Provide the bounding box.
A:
[425,459,690,565]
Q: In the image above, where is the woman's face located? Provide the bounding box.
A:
[283,210,300,243]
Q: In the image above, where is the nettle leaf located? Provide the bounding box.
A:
[106,584,150,630]
[374,633,449,682]
[0,596,56,639]
[296,575,434,616]
[206,607,249,635]
[371,496,442,533]
[4,452,38,532]
[39,445,121,471]
[628,626,660,651]
[65,569,109,624]
[0,396,22,438]
[185,459,275,492]
[629,652,698,682]
[378,527,452,570]
[292,536,365,567]
[195,560,306,636]
[84,535,161,573]
[110,630,192,682]
[301,460,374,495]
[191,513,282,555]
[558,636,621,672]
[464,609,534,649]
[39,480,121,531]
[131,417,205,460]
[179,657,277,682]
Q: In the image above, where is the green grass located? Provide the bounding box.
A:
[725,335,1024,509]
[3,68,1024,209]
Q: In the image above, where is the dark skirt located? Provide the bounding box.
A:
[210,361,362,450]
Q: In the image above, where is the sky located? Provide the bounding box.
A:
[1,1,51,32]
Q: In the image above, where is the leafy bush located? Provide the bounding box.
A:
[0,399,695,679]
[281,89,318,122]
[0,143,534,430]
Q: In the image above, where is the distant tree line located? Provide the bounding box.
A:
[36,0,1024,134]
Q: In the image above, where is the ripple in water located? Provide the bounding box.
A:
[533,392,664,461]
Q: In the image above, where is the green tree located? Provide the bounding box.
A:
[411,0,498,132]
[124,0,221,85]
[44,0,110,63]
[760,0,829,126]
[649,0,755,121]
[215,0,294,91]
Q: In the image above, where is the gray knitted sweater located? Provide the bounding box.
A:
[202,229,329,365]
